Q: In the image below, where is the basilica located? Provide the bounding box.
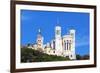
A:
[27,25,76,60]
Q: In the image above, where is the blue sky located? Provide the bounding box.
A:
[21,9,90,56]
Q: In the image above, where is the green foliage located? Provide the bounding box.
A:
[76,54,89,60]
[76,54,81,60]
[21,47,69,63]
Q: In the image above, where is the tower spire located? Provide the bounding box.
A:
[38,28,41,34]
[57,18,60,26]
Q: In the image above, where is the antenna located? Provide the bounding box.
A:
[57,18,59,25]
[38,29,40,33]
[38,28,41,34]
[57,18,60,26]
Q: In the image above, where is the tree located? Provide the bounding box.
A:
[82,55,89,60]
[21,47,70,62]
[76,54,81,60]
[21,48,34,62]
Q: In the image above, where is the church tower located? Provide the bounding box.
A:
[69,29,76,59]
[36,29,44,52]
[55,19,63,56]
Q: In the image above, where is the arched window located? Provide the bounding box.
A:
[69,40,71,50]
[67,40,69,50]
[64,41,66,50]
[53,41,55,49]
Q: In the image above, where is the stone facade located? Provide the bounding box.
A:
[27,26,76,60]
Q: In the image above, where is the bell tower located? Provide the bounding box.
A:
[55,19,63,56]
[69,29,76,59]
[37,29,43,52]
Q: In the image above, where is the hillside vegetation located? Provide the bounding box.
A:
[21,47,70,62]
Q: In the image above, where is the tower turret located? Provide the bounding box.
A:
[70,29,75,50]
[37,29,44,52]
[55,19,63,56]
[69,29,76,59]
[55,26,61,38]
